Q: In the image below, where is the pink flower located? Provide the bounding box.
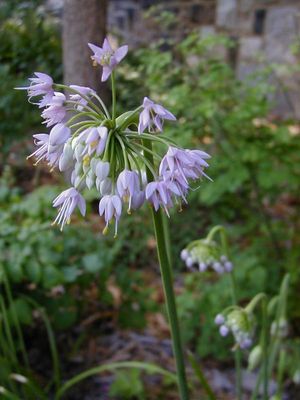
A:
[41,92,66,127]
[52,187,86,230]
[88,38,128,82]
[99,194,123,237]
[16,72,54,108]
[159,146,210,183]
[138,97,176,134]
[145,180,173,216]
[85,126,108,156]
[117,169,140,212]
[69,85,95,110]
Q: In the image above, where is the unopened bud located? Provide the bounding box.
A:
[95,161,110,181]
[186,257,194,268]
[248,345,262,371]
[59,140,74,171]
[99,178,112,196]
[10,373,28,384]
[215,314,225,325]
[180,249,189,261]
[199,262,207,272]
[220,325,229,337]
[224,261,233,272]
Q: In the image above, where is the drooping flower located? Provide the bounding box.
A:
[85,126,108,156]
[145,180,173,216]
[138,97,176,134]
[41,92,66,127]
[16,72,54,108]
[160,146,210,184]
[117,169,140,212]
[52,187,86,230]
[59,139,75,172]
[88,38,128,82]
[28,124,70,169]
[69,85,95,110]
[215,310,254,350]
[95,160,110,182]
[27,133,51,165]
[131,190,145,210]
[48,123,71,150]
[99,194,122,237]
[184,149,211,181]
[161,171,189,203]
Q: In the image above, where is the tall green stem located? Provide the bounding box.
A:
[262,298,269,400]
[111,71,116,122]
[143,139,189,400]
[208,225,242,399]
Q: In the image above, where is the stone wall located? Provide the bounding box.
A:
[45,0,300,118]
[106,0,300,118]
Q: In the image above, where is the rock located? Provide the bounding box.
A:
[264,6,298,63]
[216,0,238,30]
[239,37,263,60]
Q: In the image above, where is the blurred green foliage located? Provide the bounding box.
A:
[0,0,62,154]
[118,31,300,356]
[0,167,156,331]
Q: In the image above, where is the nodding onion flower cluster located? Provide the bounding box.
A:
[180,239,233,274]
[17,37,210,237]
[215,309,254,350]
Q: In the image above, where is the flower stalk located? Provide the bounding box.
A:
[207,225,243,400]
[143,139,189,400]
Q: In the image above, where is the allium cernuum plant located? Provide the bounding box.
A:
[18,38,211,400]
[18,38,210,236]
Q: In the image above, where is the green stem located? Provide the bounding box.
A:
[3,272,29,369]
[210,226,243,400]
[111,71,116,122]
[143,139,189,400]
[229,273,243,400]
[162,212,172,266]
[262,298,269,400]
[188,353,216,400]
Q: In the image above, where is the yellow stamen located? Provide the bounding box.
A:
[83,154,90,166]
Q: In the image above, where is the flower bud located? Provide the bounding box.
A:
[270,318,288,338]
[180,249,189,261]
[49,123,70,147]
[131,191,145,210]
[59,140,74,171]
[186,257,194,268]
[95,161,110,181]
[248,345,262,371]
[10,373,28,384]
[213,262,224,274]
[220,325,229,337]
[99,178,112,196]
[74,176,86,191]
[199,262,207,272]
[215,314,225,325]
[224,261,233,272]
[86,170,95,189]
[74,143,85,161]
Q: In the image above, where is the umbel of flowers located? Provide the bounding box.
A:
[18,38,210,238]
[181,239,233,273]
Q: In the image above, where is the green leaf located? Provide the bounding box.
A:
[8,298,32,326]
[82,253,104,273]
[42,265,64,289]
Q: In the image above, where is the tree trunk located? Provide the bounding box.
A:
[62,0,107,94]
